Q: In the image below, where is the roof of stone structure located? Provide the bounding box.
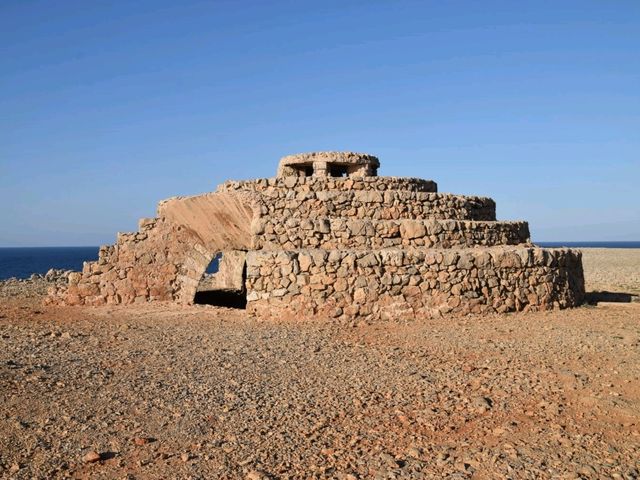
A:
[280,152,380,167]
[279,151,380,167]
[278,151,381,178]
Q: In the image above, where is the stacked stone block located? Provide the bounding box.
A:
[252,218,530,250]
[220,187,496,221]
[47,151,585,321]
[246,247,584,320]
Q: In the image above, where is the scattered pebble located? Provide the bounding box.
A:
[1,255,639,478]
[83,451,102,463]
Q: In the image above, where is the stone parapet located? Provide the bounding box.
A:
[252,218,530,250]
[47,218,192,306]
[245,247,585,321]
[248,189,495,221]
[218,176,438,194]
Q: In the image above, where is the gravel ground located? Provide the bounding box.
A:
[581,249,640,296]
[0,249,639,479]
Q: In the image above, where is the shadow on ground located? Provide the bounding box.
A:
[586,291,639,304]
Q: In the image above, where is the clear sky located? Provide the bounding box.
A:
[1,0,639,246]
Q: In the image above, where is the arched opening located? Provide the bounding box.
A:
[193,250,247,308]
[157,191,256,305]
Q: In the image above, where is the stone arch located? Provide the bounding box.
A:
[156,192,258,304]
[47,191,260,307]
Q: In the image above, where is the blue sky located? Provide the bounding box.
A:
[1,0,638,246]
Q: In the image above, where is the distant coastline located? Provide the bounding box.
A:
[536,241,640,249]
[0,246,99,280]
[0,243,638,280]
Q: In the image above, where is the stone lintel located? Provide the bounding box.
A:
[278,151,380,178]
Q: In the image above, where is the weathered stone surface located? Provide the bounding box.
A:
[197,250,246,292]
[400,220,427,240]
[277,151,380,178]
[246,247,585,321]
[157,191,257,252]
[254,218,529,251]
[220,185,495,221]
[219,175,439,196]
[47,151,584,320]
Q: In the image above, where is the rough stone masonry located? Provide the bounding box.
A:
[47,152,585,320]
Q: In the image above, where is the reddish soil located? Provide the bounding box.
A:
[1,249,639,479]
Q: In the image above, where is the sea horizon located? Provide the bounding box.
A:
[1,242,639,281]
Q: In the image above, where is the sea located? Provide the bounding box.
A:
[0,242,639,281]
[0,247,99,280]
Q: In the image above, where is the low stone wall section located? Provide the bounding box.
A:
[47,190,261,307]
[46,218,217,306]
[253,218,530,250]
[245,189,496,221]
[245,247,584,320]
[218,176,438,194]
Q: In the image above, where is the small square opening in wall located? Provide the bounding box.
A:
[290,164,314,177]
[194,251,247,308]
[328,164,349,177]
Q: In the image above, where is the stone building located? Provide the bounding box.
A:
[47,152,585,320]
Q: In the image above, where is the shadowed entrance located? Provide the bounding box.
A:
[193,251,247,308]
[193,290,247,308]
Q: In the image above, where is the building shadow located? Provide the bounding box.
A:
[585,291,639,305]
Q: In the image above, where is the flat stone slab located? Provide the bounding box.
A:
[278,151,380,178]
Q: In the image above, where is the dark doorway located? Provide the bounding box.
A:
[194,251,247,308]
[329,165,349,177]
[585,291,638,304]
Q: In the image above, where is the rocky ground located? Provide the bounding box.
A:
[0,250,639,479]
[0,269,73,299]
[582,248,640,296]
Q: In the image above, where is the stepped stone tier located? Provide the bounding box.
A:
[47,152,586,320]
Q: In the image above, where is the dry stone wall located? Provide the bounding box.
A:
[252,218,530,250]
[47,191,257,307]
[47,151,585,320]
[46,215,244,307]
[236,189,496,221]
[245,247,584,321]
[47,218,207,306]
[218,176,438,195]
